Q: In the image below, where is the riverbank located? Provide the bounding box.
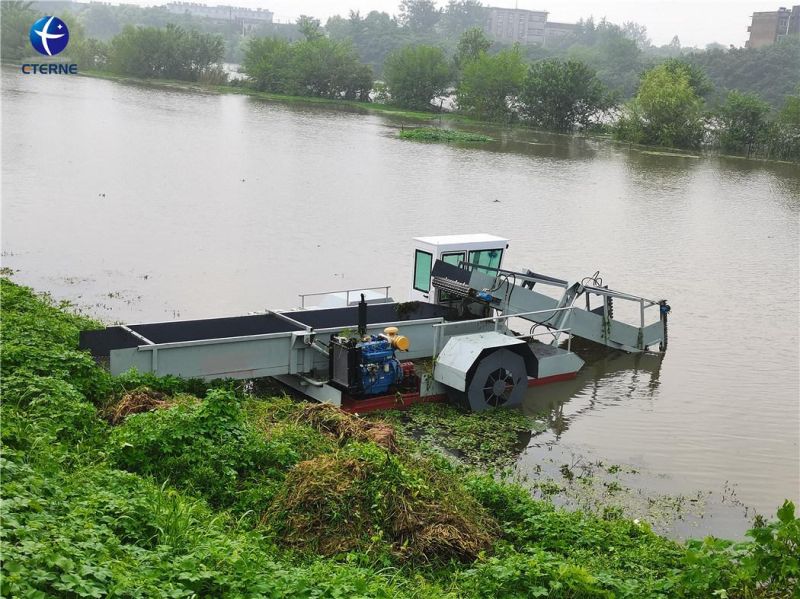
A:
[2,276,798,598]
[76,69,799,164]
[79,68,474,123]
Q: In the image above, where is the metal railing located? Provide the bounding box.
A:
[298,285,391,309]
[431,306,576,361]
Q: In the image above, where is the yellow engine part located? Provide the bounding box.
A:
[383,327,410,351]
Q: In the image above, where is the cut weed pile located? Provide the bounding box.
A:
[103,386,178,424]
[2,277,799,598]
[266,442,498,562]
[294,403,398,451]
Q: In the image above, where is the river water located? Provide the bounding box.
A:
[3,67,798,538]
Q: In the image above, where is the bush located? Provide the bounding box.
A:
[520,59,611,132]
[457,47,526,122]
[109,390,299,514]
[614,63,705,149]
[744,500,800,594]
[384,45,451,111]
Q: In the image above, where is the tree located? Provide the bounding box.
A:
[242,37,294,93]
[296,15,323,41]
[614,63,705,148]
[398,0,441,37]
[325,10,403,75]
[716,91,771,155]
[108,25,224,81]
[778,87,800,126]
[660,59,712,98]
[520,59,610,132]
[383,44,451,110]
[457,46,526,121]
[243,35,372,100]
[290,37,373,100]
[770,87,800,161]
[1,1,36,60]
[621,21,650,49]
[454,27,491,73]
[685,37,800,109]
[565,19,643,98]
[442,1,486,37]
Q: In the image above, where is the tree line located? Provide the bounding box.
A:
[8,0,799,108]
[614,58,800,161]
[242,18,371,100]
[2,1,797,160]
[1,2,226,83]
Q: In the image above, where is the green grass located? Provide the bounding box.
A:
[398,127,493,142]
[2,276,798,598]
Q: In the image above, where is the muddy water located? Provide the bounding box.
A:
[2,67,798,537]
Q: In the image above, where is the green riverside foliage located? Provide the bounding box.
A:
[2,276,799,598]
[520,59,611,132]
[716,91,772,155]
[779,88,800,126]
[685,37,800,110]
[242,35,372,100]
[614,63,705,149]
[1,1,37,60]
[108,24,225,81]
[4,0,792,159]
[457,46,526,122]
[454,26,492,75]
[398,127,492,142]
[383,44,452,111]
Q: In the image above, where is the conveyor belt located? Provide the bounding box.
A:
[79,302,450,358]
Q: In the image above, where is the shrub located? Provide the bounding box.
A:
[109,390,299,514]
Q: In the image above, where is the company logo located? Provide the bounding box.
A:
[29,16,69,56]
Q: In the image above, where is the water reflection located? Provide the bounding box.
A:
[522,341,664,439]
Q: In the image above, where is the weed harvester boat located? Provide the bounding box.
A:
[81,234,670,413]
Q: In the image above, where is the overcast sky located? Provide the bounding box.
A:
[116,1,784,48]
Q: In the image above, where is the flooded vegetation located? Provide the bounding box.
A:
[398,126,493,142]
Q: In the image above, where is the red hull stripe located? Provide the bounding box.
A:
[528,372,578,387]
[341,371,579,414]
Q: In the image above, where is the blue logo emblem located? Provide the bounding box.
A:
[29,16,69,56]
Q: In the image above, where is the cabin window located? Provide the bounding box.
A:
[413,250,433,293]
[468,248,503,274]
[438,252,466,304]
[442,252,465,267]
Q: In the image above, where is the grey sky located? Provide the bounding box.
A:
[112,0,783,48]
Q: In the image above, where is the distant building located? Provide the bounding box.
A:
[486,7,576,46]
[544,21,577,42]
[163,3,273,25]
[487,7,548,45]
[746,5,800,48]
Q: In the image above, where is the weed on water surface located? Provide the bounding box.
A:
[398,127,493,143]
[378,402,541,468]
[2,277,799,598]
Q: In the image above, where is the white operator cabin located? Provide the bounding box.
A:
[410,234,509,303]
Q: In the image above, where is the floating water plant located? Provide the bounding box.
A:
[398,127,493,143]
